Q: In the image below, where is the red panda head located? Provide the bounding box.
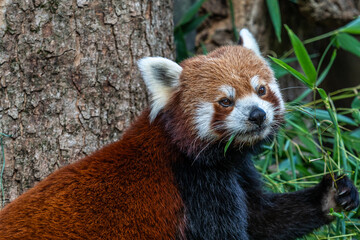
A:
[138,29,285,157]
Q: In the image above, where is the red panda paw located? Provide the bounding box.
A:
[321,174,359,219]
[334,175,359,212]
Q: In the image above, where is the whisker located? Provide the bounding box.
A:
[280,86,308,91]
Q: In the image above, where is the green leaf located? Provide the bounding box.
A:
[317,88,338,126]
[200,42,208,55]
[271,61,289,79]
[176,0,208,27]
[287,119,310,135]
[304,108,358,126]
[336,33,360,58]
[340,17,360,35]
[270,55,315,79]
[276,129,285,157]
[353,110,360,124]
[329,208,344,219]
[298,135,320,157]
[317,49,337,85]
[350,128,360,138]
[177,13,210,34]
[317,88,341,126]
[285,25,317,86]
[269,56,311,88]
[266,0,282,42]
[317,88,329,103]
[174,28,189,62]
[343,131,360,150]
[317,88,348,170]
[224,134,236,156]
[228,0,239,42]
[351,95,360,109]
[339,137,348,171]
[352,96,360,123]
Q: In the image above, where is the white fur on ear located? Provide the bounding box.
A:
[138,57,182,122]
[239,28,261,56]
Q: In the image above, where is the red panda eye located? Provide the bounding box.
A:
[219,98,233,107]
[257,86,266,96]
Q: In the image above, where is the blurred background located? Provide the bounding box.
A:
[174,0,360,103]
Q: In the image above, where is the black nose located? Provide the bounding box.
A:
[248,107,266,126]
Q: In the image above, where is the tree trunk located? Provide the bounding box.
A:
[0,0,174,206]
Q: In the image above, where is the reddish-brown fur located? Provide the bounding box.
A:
[0,110,184,239]
[0,46,280,239]
[179,46,273,100]
[163,46,279,155]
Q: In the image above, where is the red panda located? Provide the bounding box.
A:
[0,29,358,240]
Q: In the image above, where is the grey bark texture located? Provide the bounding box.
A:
[0,0,174,206]
[299,0,360,25]
[196,0,270,53]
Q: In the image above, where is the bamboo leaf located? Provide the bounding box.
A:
[317,88,329,104]
[352,95,360,109]
[228,0,239,42]
[317,49,337,85]
[269,56,311,88]
[224,134,236,155]
[317,88,338,127]
[298,135,320,157]
[340,17,360,35]
[285,25,317,86]
[176,0,208,26]
[271,61,289,79]
[178,13,210,34]
[174,28,189,62]
[352,96,360,124]
[329,208,344,219]
[266,0,282,42]
[305,108,358,126]
[336,33,360,58]
[200,42,208,55]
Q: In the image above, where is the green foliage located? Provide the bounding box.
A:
[174,4,360,238]
[285,25,318,86]
[266,0,282,42]
[340,17,360,34]
[228,0,239,42]
[174,0,209,62]
[336,33,360,58]
[267,19,360,239]
[224,134,236,156]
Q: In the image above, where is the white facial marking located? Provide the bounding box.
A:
[226,93,275,142]
[269,80,285,113]
[138,57,182,122]
[194,102,215,140]
[220,85,236,99]
[250,75,260,91]
[239,28,261,56]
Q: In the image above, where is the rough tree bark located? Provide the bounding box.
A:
[0,0,174,206]
[196,0,270,53]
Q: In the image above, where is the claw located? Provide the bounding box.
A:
[338,189,347,196]
[341,200,348,206]
[345,205,352,211]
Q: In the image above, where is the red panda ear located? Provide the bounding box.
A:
[138,57,182,122]
[238,29,261,57]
